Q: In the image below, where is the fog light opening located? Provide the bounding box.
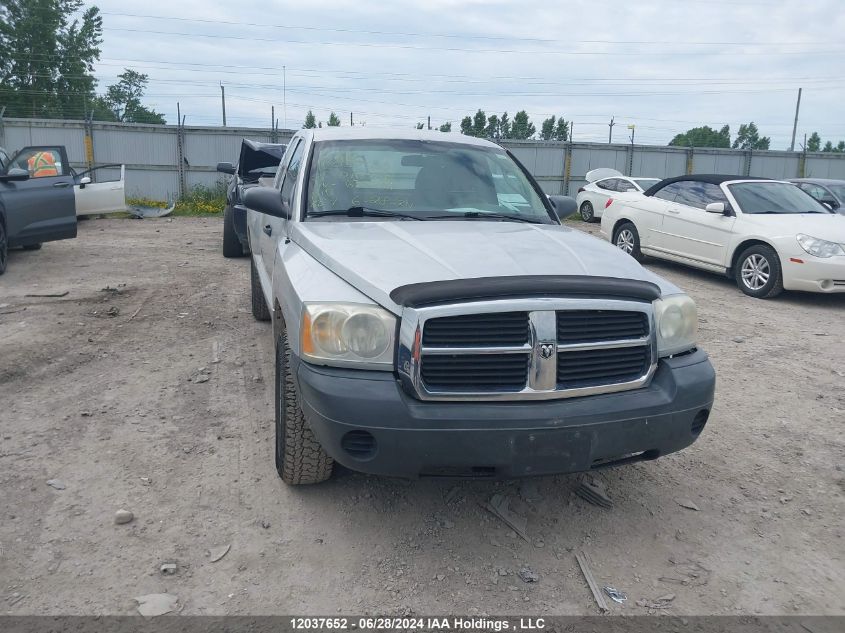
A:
[691,409,710,436]
[340,430,378,460]
[820,279,833,291]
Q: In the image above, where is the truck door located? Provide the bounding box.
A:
[260,139,304,281]
[74,165,127,216]
[1,146,76,246]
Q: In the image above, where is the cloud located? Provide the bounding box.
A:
[91,0,845,148]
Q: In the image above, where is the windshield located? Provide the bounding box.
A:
[728,181,831,214]
[633,178,660,189]
[827,184,845,201]
[305,139,553,222]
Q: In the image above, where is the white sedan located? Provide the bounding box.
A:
[575,168,659,223]
[600,175,845,298]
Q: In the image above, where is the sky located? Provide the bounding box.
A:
[86,0,845,148]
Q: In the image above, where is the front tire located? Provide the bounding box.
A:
[222,206,244,258]
[275,331,334,484]
[250,258,271,321]
[580,201,596,223]
[735,244,783,298]
[613,221,644,262]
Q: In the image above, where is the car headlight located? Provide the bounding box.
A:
[653,294,698,357]
[301,303,396,370]
[796,234,845,258]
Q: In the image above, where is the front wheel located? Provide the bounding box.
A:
[734,244,783,298]
[275,331,334,484]
[613,221,644,262]
[580,201,596,223]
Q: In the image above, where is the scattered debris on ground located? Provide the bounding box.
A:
[575,478,612,508]
[576,551,609,613]
[603,586,627,604]
[46,479,66,490]
[208,545,230,563]
[114,509,134,525]
[135,593,179,617]
[517,568,539,583]
[675,498,701,511]
[484,494,529,541]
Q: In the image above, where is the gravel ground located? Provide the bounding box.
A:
[0,217,843,616]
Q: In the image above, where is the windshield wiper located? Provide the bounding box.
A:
[308,206,425,220]
[432,211,544,224]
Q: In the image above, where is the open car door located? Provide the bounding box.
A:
[74,165,127,216]
[1,146,76,246]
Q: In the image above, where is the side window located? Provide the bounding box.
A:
[652,182,684,202]
[596,178,614,191]
[613,178,638,192]
[0,149,9,172]
[13,148,66,178]
[799,183,826,201]
[280,141,305,212]
[673,181,728,210]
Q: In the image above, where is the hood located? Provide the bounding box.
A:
[291,221,681,314]
[740,212,845,242]
[238,140,286,183]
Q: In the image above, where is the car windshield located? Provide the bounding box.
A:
[728,181,831,214]
[305,139,553,223]
[633,178,659,189]
[827,184,845,201]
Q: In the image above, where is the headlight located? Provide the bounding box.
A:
[301,303,396,369]
[796,234,845,258]
[653,294,698,357]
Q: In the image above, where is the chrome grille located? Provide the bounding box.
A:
[423,312,529,346]
[398,298,656,401]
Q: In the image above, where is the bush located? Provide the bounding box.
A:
[172,182,227,216]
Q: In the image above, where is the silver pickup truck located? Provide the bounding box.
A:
[243,128,715,485]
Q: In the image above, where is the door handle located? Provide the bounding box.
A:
[53,181,71,188]
[263,225,272,236]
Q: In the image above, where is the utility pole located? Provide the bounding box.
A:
[789,87,802,152]
[628,124,636,145]
[608,116,615,143]
[282,65,287,130]
[220,84,226,127]
[427,115,431,130]
[350,112,353,126]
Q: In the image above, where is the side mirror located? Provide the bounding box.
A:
[705,202,728,215]
[820,198,839,210]
[0,167,30,182]
[548,195,577,220]
[79,176,91,188]
[243,187,290,219]
[216,162,236,175]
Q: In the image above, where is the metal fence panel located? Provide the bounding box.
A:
[3,118,845,201]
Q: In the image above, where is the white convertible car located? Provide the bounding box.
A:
[600,174,845,298]
[575,168,659,223]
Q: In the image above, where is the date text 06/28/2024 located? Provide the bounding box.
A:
[289,617,547,631]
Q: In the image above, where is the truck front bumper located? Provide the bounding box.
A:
[295,349,715,479]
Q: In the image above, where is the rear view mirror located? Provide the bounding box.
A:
[548,195,577,220]
[820,198,839,210]
[243,187,290,219]
[216,162,236,175]
[705,202,727,214]
[0,167,30,182]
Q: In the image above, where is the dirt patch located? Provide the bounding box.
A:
[0,218,843,615]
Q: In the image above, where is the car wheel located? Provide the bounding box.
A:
[0,222,7,275]
[222,206,244,258]
[735,244,783,299]
[250,258,271,321]
[580,201,596,223]
[275,330,334,484]
[23,243,42,251]
[613,222,644,262]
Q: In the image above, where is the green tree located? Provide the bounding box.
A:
[459,115,473,136]
[303,110,317,129]
[838,141,845,153]
[472,109,487,137]
[499,112,511,139]
[327,111,341,126]
[540,115,556,141]
[94,69,165,123]
[732,122,770,150]
[0,0,103,119]
[553,117,569,141]
[806,132,821,152]
[510,110,536,140]
[669,125,730,148]
[486,114,500,139]
[438,122,451,132]
[823,141,834,152]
